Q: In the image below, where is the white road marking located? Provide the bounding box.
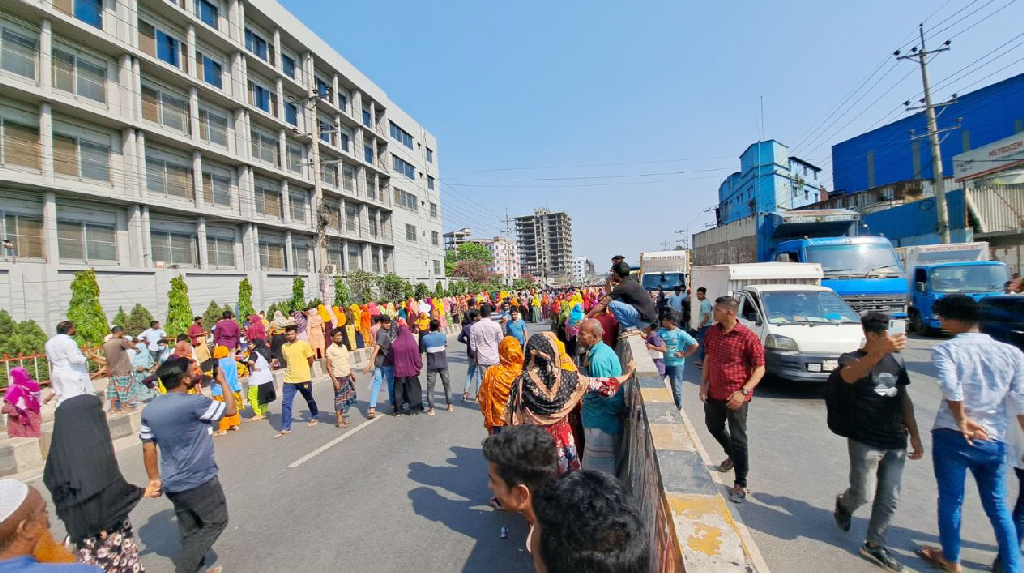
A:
[288,415,383,468]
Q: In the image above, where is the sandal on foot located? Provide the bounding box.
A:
[273,430,290,438]
[367,408,376,419]
[307,419,319,428]
[447,404,454,412]
[915,546,960,572]
[716,458,735,472]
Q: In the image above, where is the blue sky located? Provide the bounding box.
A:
[282,0,1023,266]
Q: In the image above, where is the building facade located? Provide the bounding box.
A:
[515,208,572,284]
[570,256,591,285]
[830,72,1024,194]
[0,0,443,329]
[717,140,823,225]
[483,236,519,284]
[442,227,472,252]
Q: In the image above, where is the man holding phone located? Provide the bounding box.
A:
[832,313,923,572]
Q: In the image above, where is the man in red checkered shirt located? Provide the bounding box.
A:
[699,296,765,504]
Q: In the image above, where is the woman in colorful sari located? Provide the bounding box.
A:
[212,345,242,435]
[359,304,373,346]
[246,313,267,347]
[292,310,309,342]
[307,308,326,359]
[478,337,524,436]
[344,308,358,350]
[349,304,364,348]
[2,367,41,438]
[505,331,633,474]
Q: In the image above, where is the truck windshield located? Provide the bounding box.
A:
[930,265,1009,293]
[805,244,902,278]
[642,272,684,291]
[761,290,861,325]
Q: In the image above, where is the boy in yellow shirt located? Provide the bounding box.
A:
[274,325,319,438]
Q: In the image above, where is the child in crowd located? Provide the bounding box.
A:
[642,323,666,379]
[482,425,558,529]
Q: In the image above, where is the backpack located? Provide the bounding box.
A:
[824,352,904,438]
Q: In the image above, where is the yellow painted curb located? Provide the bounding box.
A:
[648,423,695,452]
[641,386,675,404]
[666,493,743,559]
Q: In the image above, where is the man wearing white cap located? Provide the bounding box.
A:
[0,479,99,571]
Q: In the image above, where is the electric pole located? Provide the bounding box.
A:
[896,25,955,244]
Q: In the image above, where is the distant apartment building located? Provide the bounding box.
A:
[515,208,572,283]
[443,227,472,252]
[483,236,519,284]
[0,0,443,329]
[570,256,591,285]
[717,140,823,225]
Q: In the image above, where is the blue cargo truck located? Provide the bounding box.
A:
[692,209,908,318]
[896,242,1009,334]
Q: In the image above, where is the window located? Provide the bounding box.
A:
[427,176,435,191]
[429,202,437,218]
[364,144,373,163]
[146,152,192,199]
[250,129,279,167]
[195,0,218,28]
[431,231,439,246]
[57,220,116,262]
[405,224,416,241]
[340,132,349,152]
[426,147,433,163]
[286,144,304,174]
[53,132,110,182]
[366,176,376,200]
[388,121,413,148]
[151,229,197,268]
[342,165,354,192]
[338,92,348,113]
[244,28,269,62]
[362,108,371,128]
[141,81,188,134]
[201,163,231,207]
[281,54,295,79]
[289,190,307,223]
[327,240,343,269]
[285,102,298,126]
[200,54,221,88]
[372,249,381,273]
[258,236,286,270]
[0,117,41,171]
[156,30,181,68]
[254,182,282,218]
[1,214,43,259]
[317,118,334,145]
[433,260,441,275]
[198,107,227,147]
[321,161,337,187]
[247,80,275,114]
[52,47,106,103]
[323,198,340,229]
[367,208,378,237]
[58,0,103,29]
[345,203,358,231]
[292,240,310,271]
[1,25,38,80]
[348,244,362,271]
[394,188,418,212]
[206,233,235,267]
[392,155,415,179]
[315,77,331,100]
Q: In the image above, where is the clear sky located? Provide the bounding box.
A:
[282,0,1023,266]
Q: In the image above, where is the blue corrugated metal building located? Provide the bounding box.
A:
[831,73,1024,194]
[861,189,972,246]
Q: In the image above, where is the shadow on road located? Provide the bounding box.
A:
[407,446,533,573]
[137,508,179,558]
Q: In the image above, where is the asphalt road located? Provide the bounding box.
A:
[30,330,536,573]
[679,332,1016,573]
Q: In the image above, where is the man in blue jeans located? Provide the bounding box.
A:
[916,295,1024,573]
[362,315,395,419]
[657,308,698,410]
[458,311,482,400]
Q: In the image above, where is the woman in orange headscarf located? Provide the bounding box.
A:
[478,337,525,435]
[359,304,372,346]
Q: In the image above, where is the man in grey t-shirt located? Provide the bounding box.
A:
[140,356,236,573]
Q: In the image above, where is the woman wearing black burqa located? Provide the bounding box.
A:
[43,394,145,572]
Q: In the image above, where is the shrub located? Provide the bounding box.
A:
[333,276,351,307]
[238,278,255,319]
[165,275,192,336]
[289,277,305,310]
[112,306,128,329]
[202,300,222,329]
[67,269,108,346]
[124,304,155,337]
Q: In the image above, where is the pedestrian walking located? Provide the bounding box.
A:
[505,308,527,348]
[478,337,524,436]
[390,323,424,416]
[915,295,1024,573]
[211,346,242,436]
[699,296,765,504]
[274,325,319,438]
[578,319,624,475]
[44,394,144,572]
[470,303,503,386]
[658,308,699,410]
[244,339,274,422]
[2,367,41,438]
[458,311,482,401]
[642,323,666,379]
[141,356,235,573]
[694,287,713,367]
[830,313,923,572]
[213,312,240,351]
[326,327,357,428]
[103,326,138,413]
[362,315,395,419]
[421,319,453,415]
[44,321,100,406]
[139,321,167,363]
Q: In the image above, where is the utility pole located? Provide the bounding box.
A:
[896,25,955,244]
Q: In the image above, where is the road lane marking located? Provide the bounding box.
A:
[288,415,383,468]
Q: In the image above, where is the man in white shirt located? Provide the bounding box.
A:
[139,321,167,363]
[44,321,96,405]
[469,303,504,379]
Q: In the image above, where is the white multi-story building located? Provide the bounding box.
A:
[0,0,444,329]
[571,256,588,285]
[483,236,519,284]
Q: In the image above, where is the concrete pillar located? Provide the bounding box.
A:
[192,151,204,208]
[285,230,293,272]
[39,20,52,91]
[280,179,291,224]
[340,239,348,271]
[42,192,58,265]
[332,73,340,110]
[136,130,147,199]
[352,90,362,124]
[356,165,366,199]
[276,77,285,120]
[121,129,136,196]
[141,206,152,268]
[118,55,134,119]
[127,205,144,266]
[197,216,208,269]
[278,126,287,171]
[238,166,252,218]
[189,86,200,144]
[232,225,244,270]
[132,57,142,122]
[39,103,53,183]
[186,24,196,78]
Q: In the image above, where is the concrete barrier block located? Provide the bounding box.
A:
[38,422,55,459]
[0,437,44,476]
[666,493,754,572]
[107,410,142,441]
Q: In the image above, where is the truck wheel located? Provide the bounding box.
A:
[911,310,930,336]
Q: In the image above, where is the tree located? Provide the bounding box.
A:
[165,275,192,336]
[433,282,446,298]
[289,276,305,310]
[452,259,498,285]
[0,310,46,358]
[202,300,222,329]
[445,242,493,275]
[238,278,255,319]
[346,270,377,303]
[333,276,351,307]
[124,304,155,336]
[512,277,538,291]
[67,269,108,345]
[401,279,415,301]
[112,306,128,329]
[414,282,429,300]
[377,273,404,303]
